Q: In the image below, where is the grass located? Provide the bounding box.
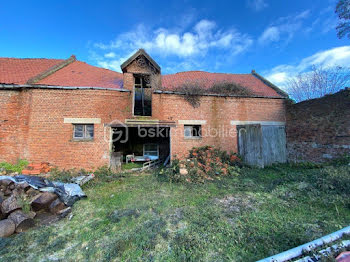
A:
[122,162,143,170]
[0,164,349,261]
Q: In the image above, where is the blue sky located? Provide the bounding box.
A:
[1,0,349,87]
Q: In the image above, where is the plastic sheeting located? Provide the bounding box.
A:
[0,175,86,206]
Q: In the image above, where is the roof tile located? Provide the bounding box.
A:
[162,71,282,97]
[0,58,64,84]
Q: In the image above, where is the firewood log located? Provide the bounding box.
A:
[8,210,35,233]
[49,199,66,214]
[31,192,58,211]
[0,219,15,237]
[1,194,21,214]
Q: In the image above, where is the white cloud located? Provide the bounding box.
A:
[104,52,116,58]
[258,10,310,44]
[92,19,253,72]
[258,26,280,43]
[265,46,350,86]
[247,0,268,12]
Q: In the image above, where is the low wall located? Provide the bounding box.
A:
[286,89,350,162]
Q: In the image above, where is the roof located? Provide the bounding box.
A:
[162,71,287,98]
[0,56,123,89]
[120,49,161,73]
[37,61,123,88]
[0,54,286,98]
[0,57,64,85]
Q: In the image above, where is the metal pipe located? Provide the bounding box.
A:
[256,225,350,262]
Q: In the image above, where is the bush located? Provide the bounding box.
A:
[174,81,254,108]
[0,159,28,173]
[208,82,253,96]
[154,147,242,183]
[154,159,185,183]
[174,82,205,108]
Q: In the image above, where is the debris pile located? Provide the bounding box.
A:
[0,175,86,237]
[155,146,242,183]
[22,162,52,175]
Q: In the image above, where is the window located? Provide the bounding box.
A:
[73,124,94,140]
[184,125,202,138]
[143,144,159,157]
[134,75,152,116]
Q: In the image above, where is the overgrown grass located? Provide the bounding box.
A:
[0,164,349,261]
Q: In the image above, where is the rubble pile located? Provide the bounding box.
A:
[22,162,52,175]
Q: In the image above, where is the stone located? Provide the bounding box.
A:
[0,219,16,237]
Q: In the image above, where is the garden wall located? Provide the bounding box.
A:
[286,88,350,162]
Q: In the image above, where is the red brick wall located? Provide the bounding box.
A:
[0,87,285,169]
[286,89,350,162]
[0,89,32,163]
[0,88,132,170]
[153,93,286,159]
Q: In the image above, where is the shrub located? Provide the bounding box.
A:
[154,147,242,183]
[174,82,205,108]
[208,82,254,96]
[0,159,28,173]
[154,159,185,183]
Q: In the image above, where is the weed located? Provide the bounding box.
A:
[0,159,28,173]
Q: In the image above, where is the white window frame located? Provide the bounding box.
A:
[73,124,94,140]
[143,143,159,157]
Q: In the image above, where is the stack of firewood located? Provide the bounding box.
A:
[0,179,71,237]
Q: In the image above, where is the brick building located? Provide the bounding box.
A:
[0,49,288,170]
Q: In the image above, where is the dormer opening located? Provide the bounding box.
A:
[134,74,152,116]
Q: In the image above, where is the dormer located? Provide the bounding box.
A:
[121,49,161,117]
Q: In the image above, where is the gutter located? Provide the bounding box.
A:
[0,84,130,92]
[153,90,286,100]
[257,225,350,262]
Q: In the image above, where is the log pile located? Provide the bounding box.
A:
[0,178,70,237]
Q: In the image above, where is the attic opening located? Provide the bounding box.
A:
[134,74,152,116]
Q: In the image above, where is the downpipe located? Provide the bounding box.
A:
[256,225,350,262]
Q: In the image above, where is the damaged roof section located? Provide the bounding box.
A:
[162,71,288,98]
